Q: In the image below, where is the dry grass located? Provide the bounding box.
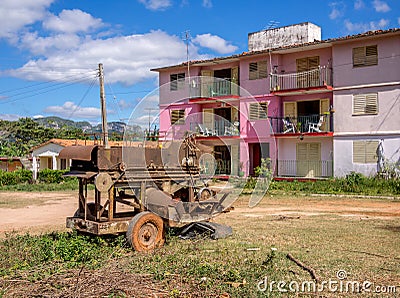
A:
[1,194,399,297]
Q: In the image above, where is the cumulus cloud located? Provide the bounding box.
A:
[192,33,237,54]
[44,101,103,119]
[8,30,192,86]
[354,0,365,10]
[344,18,389,32]
[43,9,103,33]
[202,0,213,8]
[0,0,53,39]
[329,2,345,20]
[138,0,172,10]
[372,0,390,12]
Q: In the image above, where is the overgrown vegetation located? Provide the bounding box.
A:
[1,195,399,296]
[233,169,400,196]
[0,169,78,191]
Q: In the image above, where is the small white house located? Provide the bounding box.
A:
[31,138,123,180]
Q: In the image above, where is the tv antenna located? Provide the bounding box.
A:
[182,30,191,80]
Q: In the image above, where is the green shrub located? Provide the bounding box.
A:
[0,169,32,186]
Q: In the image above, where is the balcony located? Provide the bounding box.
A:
[190,120,240,137]
[277,159,333,178]
[189,77,239,99]
[270,66,332,95]
[269,114,333,135]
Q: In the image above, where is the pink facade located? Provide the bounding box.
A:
[153,27,400,178]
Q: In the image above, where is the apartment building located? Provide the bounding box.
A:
[152,23,400,178]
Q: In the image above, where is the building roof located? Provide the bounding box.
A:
[30,138,158,152]
[151,27,400,72]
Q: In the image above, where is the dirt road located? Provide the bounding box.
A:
[0,191,399,236]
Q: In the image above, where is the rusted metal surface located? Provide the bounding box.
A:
[66,217,130,235]
[64,135,231,239]
[59,145,97,161]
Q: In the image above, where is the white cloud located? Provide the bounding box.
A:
[398,17,400,26]
[43,9,103,33]
[354,0,365,10]
[192,33,237,54]
[344,18,390,32]
[0,113,21,121]
[20,32,81,55]
[202,0,213,8]
[138,0,172,10]
[0,0,54,39]
[372,0,390,12]
[329,2,345,20]
[44,101,103,119]
[117,99,134,110]
[8,30,194,86]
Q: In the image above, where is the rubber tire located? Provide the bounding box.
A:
[126,211,165,252]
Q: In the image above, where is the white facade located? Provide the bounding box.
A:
[32,143,70,180]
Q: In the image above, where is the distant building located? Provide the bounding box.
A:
[30,138,125,180]
[0,157,24,172]
[152,23,400,178]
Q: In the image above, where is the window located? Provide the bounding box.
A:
[170,109,185,125]
[353,45,378,67]
[353,93,378,115]
[353,141,378,163]
[249,61,268,80]
[249,102,268,120]
[170,73,185,91]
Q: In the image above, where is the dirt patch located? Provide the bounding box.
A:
[0,191,399,236]
[0,191,77,236]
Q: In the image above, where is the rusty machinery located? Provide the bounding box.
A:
[59,135,234,251]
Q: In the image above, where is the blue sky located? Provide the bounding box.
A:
[0,0,399,126]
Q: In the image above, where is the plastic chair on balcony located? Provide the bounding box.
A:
[197,123,216,136]
[308,116,324,133]
[282,118,295,134]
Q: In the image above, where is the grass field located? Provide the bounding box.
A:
[1,193,399,297]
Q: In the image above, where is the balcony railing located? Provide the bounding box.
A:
[190,120,240,137]
[188,77,239,98]
[277,159,333,178]
[270,66,332,92]
[269,114,333,134]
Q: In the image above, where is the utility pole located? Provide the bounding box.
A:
[98,63,109,149]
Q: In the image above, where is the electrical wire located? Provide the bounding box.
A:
[66,77,98,120]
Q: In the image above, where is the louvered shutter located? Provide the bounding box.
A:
[365,45,378,66]
[353,93,378,115]
[259,61,268,79]
[249,63,258,80]
[171,109,185,125]
[365,141,378,163]
[249,102,268,120]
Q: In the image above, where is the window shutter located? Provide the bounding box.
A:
[308,56,320,70]
[296,58,308,73]
[353,141,365,163]
[171,109,185,125]
[365,45,378,66]
[353,93,378,115]
[249,102,268,120]
[249,62,258,80]
[353,141,378,163]
[258,61,268,79]
[353,45,377,67]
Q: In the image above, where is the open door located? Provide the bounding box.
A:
[320,99,330,131]
[203,108,214,132]
[231,67,239,95]
[201,70,213,97]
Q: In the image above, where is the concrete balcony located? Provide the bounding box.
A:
[270,66,332,95]
[269,113,333,135]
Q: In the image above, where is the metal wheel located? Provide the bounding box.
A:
[126,211,165,252]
